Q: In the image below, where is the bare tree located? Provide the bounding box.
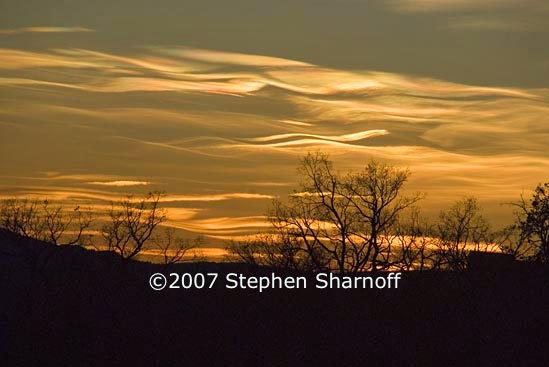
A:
[0,198,44,239]
[0,198,93,246]
[434,197,495,271]
[102,191,166,260]
[154,227,200,266]
[227,239,259,266]
[258,153,422,273]
[268,193,333,272]
[390,208,440,271]
[342,159,424,271]
[227,233,323,272]
[509,182,549,263]
[40,200,93,246]
[496,224,535,261]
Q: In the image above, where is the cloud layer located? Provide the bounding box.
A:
[1,45,548,242]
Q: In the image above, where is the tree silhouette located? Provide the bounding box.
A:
[434,197,497,271]
[0,198,92,246]
[512,182,549,263]
[227,233,324,272]
[154,227,200,266]
[266,152,422,273]
[389,208,440,271]
[102,191,166,260]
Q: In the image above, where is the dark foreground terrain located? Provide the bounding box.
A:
[1,229,548,366]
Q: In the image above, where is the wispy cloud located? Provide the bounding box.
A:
[246,130,389,143]
[0,47,535,98]
[1,45,547,236]
[88,180,151,187]
[0,26,93,35]
[162,193,276,202]
[387,0,531,13]
[152,47,311,68]
[168,216,272,235]
[386,0,549,31]
[278,119,315,127]
[224,130,390,150]
[0,187,275,203]
[446,16,539,31]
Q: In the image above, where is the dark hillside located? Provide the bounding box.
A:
[0,229,547,366]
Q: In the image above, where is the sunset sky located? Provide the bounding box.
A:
[1,0,548,245]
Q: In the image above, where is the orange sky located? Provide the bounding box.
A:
[1,1,548,246]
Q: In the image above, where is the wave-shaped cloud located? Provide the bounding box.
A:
[0,187,274,203]
[224,130,390,150]
[1,45,546,158]
[0,48,535,98]
[1,45,548,238]
[162,193,276,202]
[247,130,389,143]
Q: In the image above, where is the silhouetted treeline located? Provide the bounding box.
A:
[1,154,548,272]
[0,192,198,266]
[228,153,548,272]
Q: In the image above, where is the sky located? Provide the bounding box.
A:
[1,0,548,245]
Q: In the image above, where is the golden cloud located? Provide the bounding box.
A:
[0,27,93,35]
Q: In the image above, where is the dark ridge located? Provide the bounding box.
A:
[1,228,547,366]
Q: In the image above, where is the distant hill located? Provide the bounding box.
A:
[1,228,548,366]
